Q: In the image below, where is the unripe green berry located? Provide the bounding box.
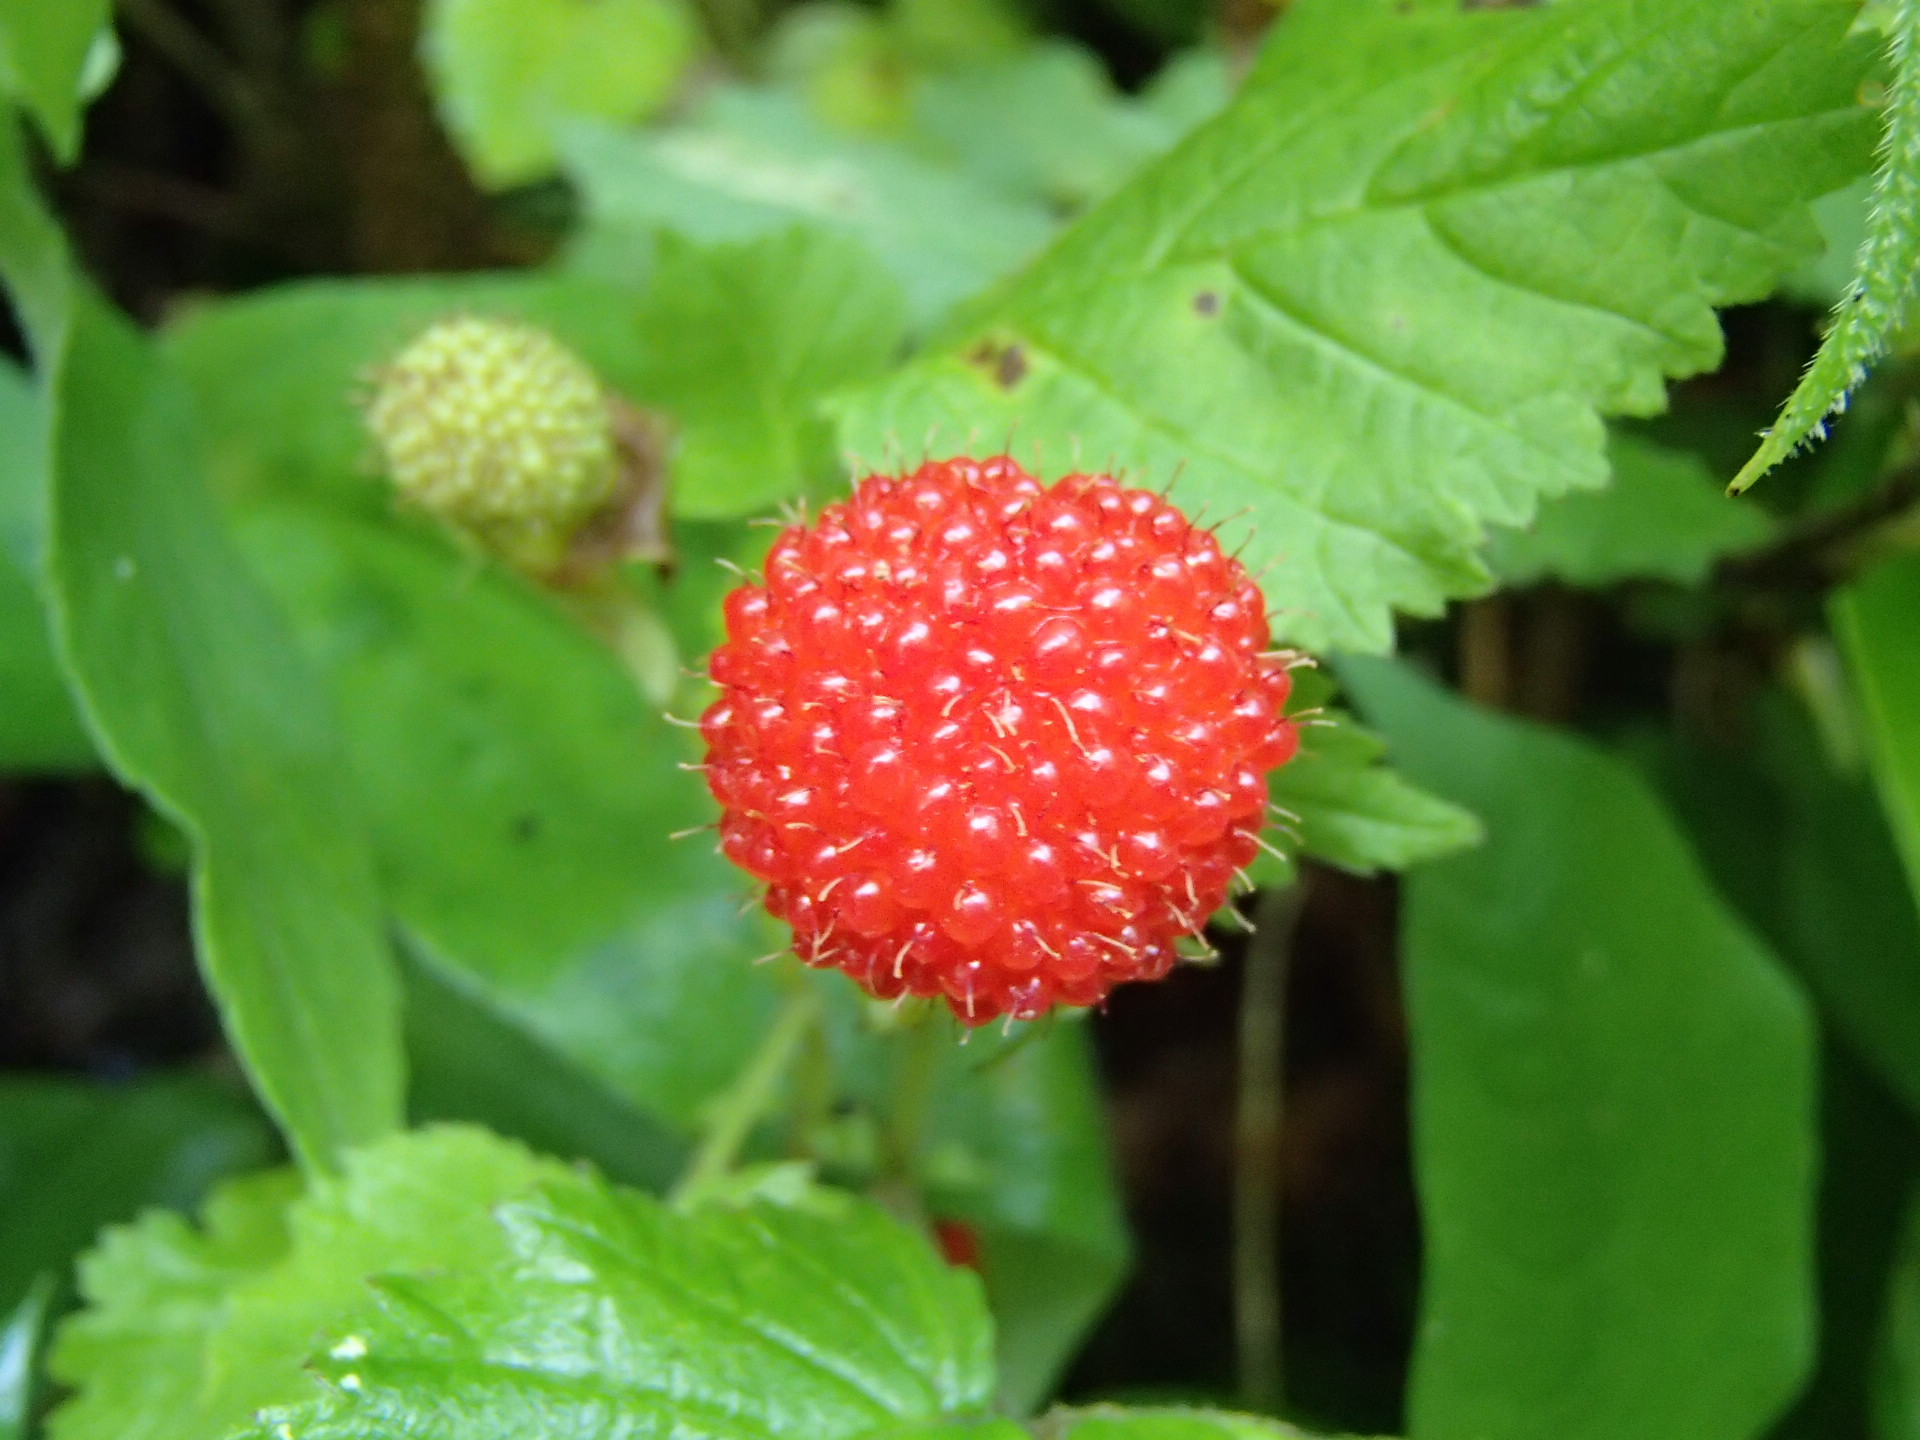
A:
[366,317,618,572]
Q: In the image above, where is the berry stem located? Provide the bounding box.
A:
[1234,880,1305,1414]
[671,979,821,1206]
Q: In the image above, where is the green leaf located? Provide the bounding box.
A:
[1270,669,1480,876]
[834,0,1876,653]
[229,498,784,1127]
[634,229,908,518]
[49,1127,570,1440]
[0,0,111,161]
[0,132,406,1169]
[1735,3,1920,492]
[0,1074,277,1317]
[235,500,695,982]
[421,0,700,187]
[1636,698,1920,1125]
[44,295,405,1170]
[0,348,93,769]
[908,42,1190,211]
[48,1168,301,1440]
[401,942,692,1191]
[560,87,1056,323]
[1878,1186,1920,1439]
[1487,433,1774,588]
[1039,1407,1374,1438]
[1774,1044,1920,1440]
[1835,555,1920,942]
[233,1168,996,1440]
[0,1277,50,1440]
[1342,659,1817,1440]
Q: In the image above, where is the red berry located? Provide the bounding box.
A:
[700,456,1299,1024]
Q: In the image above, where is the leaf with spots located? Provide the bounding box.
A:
[833,0,1877,652]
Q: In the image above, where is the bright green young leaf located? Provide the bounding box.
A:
[48,1168,300,1440]
[835,0,1876,653]
[1342,660,1817,1440]
[1488,433,1775,588]
[0,1074,276,1317]
[43,295,405,1171]
[1880,1187,1920,1439]
[1835,555,1920,932]
[422,0,700,187]
[232,1168,996,1440]
[1270,669,1480,877]
[0,0,111,161]
[49,1127,569,1440]
[1735,3,1920,493]
[634,229,908,518]
[560,88,1056,323]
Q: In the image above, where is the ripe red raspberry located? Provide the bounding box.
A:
[700,456,1300,1024]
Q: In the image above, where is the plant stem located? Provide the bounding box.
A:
[672,981,819,1204]
[1234,881,1305,1413]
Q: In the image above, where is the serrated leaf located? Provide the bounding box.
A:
[634,229,908,518]
[1736,3,1920,492]
[1344,660,1817,1440]
[908,42,1188,211]
[234,1171,996,1440]
[1272,669,1480,876]
[560,88,1055,323]
[422,0,700,187]
[0,0,111,161]
[49,1127,570,1440]
[833,0,1875,653]
[1487,433,1774,588]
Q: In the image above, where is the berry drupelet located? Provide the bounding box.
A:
[700,456,1301,1024]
